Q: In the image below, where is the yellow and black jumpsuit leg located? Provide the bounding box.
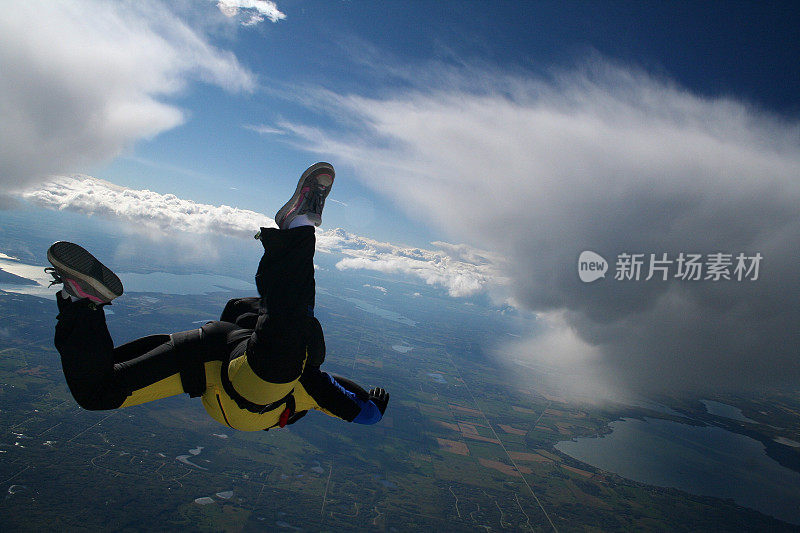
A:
[52,226,319,416]
[53,291,235,410]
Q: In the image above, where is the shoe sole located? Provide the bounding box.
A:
[47,241,123,302]
[274,162,335,229]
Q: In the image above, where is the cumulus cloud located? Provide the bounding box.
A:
[23,175,500,298]
[0,0,254,194]
[277,60,800,397]
[319,228,506,298]
[26,175,265,239]
[216,0,286,25]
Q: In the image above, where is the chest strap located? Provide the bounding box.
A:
[219,355,294,415]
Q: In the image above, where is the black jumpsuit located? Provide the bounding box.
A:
[54,226,383,431]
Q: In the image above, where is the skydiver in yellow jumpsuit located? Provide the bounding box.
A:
[46,162,389,431]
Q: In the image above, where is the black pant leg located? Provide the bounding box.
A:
[255,225,316,317]
[247,226,317,383]
[54,295,128,410]
[55,294,229,410]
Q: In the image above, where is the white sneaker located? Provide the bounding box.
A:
[46,241,123,304]
[274,162,335,230]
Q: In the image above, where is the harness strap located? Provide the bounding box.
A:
[171,329,207,398]
[219,353,294,415]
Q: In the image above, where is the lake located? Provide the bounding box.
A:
[555,417,800,525]
[0,255,254,297]
[342,296,416,326]
[701,399,755,423]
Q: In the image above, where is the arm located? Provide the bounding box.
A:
[356,387,389,424]
[298,369,389,425]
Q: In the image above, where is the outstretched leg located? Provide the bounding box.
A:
[55,293,237,410]
[54,293,130,409]
[245,162,334,383]
[48,241,220,410]
[246,226,318,383]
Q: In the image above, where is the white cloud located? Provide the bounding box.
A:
[363,284,388,294]
[277,59,800,396]
[318,228,506,298]
[25,175,265,239]
[216,0,285,25]
[243,123,286,135]
[22,175,502,298]
[0,1,254,193]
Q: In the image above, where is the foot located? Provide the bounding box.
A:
[274,162,335,230]
[46,241,123,305]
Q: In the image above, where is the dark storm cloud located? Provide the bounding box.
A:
[283,60,800,396]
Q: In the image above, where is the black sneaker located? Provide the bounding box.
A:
[274,162,335,230]
[46,241,123,305]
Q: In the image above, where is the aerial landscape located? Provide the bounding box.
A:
[1,210,798,531]
[1,1,799,531]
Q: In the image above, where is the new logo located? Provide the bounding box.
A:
[578,251,607,282]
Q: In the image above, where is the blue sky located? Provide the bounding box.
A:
[1,1,799,398]
[96,1,800,247]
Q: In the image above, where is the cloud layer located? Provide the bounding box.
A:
[0,0,254,193]
[279,60,800,396]
[24,175,500,299]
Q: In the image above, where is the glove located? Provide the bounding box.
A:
[368,387,390,415]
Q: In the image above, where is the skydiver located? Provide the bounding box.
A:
[46,162,390,431]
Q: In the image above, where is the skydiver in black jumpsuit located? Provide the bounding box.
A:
[47,162,389,431]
